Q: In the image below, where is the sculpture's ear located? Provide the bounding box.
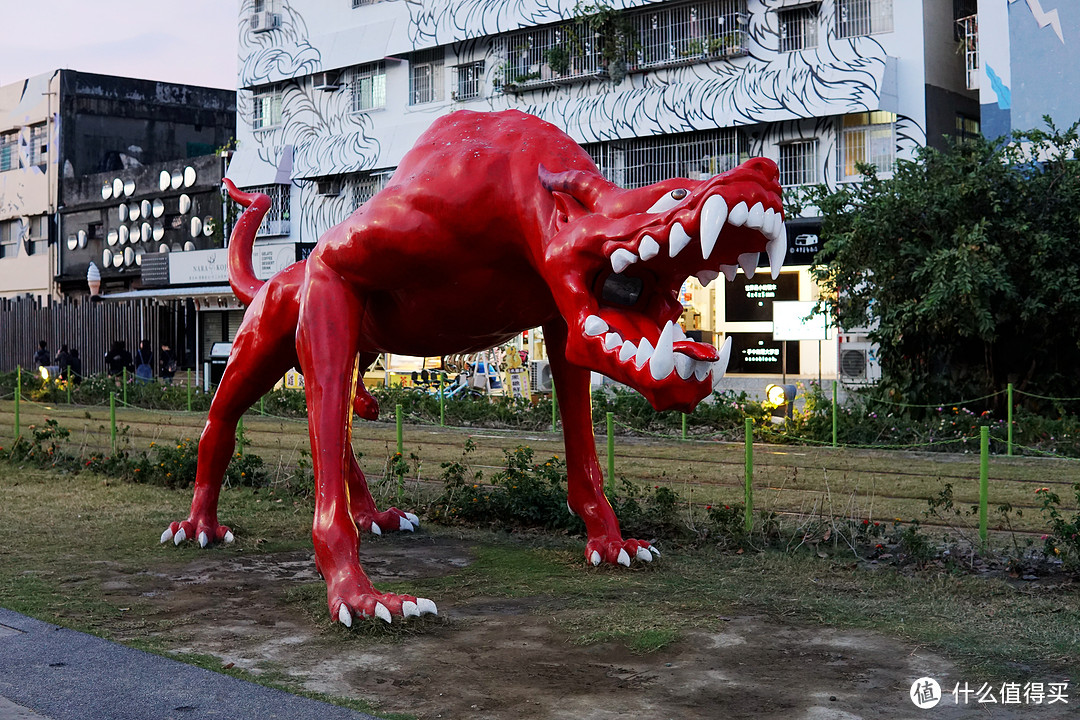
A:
[539,164,611,226]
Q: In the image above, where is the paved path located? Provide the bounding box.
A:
[0,609,379,720]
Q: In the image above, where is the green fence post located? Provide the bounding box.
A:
[122,367,127,405]
[1007,382,1014,457]
[551,385,558,431]
[744,418,754,535]
[439,372,445,427]
[237,415,245,457]
[187,369,192,412]
[681,412,687,440]
[832,382,838,448]
[606,411,615,496]
[979,426,989,549]
[14,367,21,440]
[260,395,265,416]
[396,403,403,456]
[110,392,117,452]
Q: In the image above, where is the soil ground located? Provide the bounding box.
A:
[88,533,1035,720]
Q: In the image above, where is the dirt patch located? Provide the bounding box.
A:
[94,535,1025,720]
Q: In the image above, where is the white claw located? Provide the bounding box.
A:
[634,337,654,370]
[584,314,608,337]
[590,551,602,566]
[198,531,208,548]
[399,516,415,532]
[610,248,638,274]
[338,605,353,627]
[638,235,660,261]
[699,194,728,260]
[173,527,186,546]
[404,512,420,527]
[648,545,661,557]
[768,224,787,279]
[650,321,676,381]
[617,549,631,567]
[738,252,758,279]
[416,598,438,616]
[668,222,692,258]
[696,269,719,286]
[720,264,738,282]
[223,530,235,544]
[370,522,382,536]
[567,501,577,517]
[712,337,733,387]
[603,332,623,352]
[160,528,174,544]
[374,602,392,624]
[728,201,750,226]
[402,600,419,618]
[747,201,766,229]
[618,340,637,363]
[636,547,654,563]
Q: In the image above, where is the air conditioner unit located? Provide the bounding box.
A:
[251,11,281,32]
[316,178,342,197]
[312,71,341,92]
[529,359,552,392]
[838,338,880,384]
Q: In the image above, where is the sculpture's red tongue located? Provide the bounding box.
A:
[674,340,719,362]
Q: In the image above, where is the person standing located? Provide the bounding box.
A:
[105,340,133,377]
[68,349,83,385]
[33,340,49,368]
[134,340,154,382]
[55,344,71,380]
[159,343,178,385]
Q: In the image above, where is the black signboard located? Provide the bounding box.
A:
[725,272,799,323]
[726,332,800,375]
[784,217,822,266]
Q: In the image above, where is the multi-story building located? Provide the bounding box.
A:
[227,0,977,382]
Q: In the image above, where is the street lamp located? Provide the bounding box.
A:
[765,383,797,423]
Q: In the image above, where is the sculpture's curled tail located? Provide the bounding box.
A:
[222,178,270,306]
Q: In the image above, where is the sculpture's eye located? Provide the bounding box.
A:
[601,273,644,307]
[645,188,690,214]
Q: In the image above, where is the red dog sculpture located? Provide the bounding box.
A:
[162,110,785,626]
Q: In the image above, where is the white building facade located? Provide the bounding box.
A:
[229,0,976,381]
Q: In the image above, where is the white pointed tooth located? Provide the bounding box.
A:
[712,336,733,387]
[160,528,174,544]
[399,516,414,532]
[672,324,686,342]
[223,530,235,544]
[763,207,777,237]
[738,252,758,279]
[617,549,631,567]
[370,522,382,536]
[699,194,728,260]
[610,248,637,274]
[338,605,353,627]
[402,600,419,618]
[416,598,438,615]
[590,551,602,566]
[404,512,420,527]
[636,547,653,562]
[728,201,749,226]
[603,332,623,352]
[374,602,392,624]
[693,360,711,382]
[584,314,608,337]
[768,225,787,280]
[618,340,637,363]
[668,222,692,257]
[649,322,676,381]
[173,528,186,546]
[638,235,660,261]
[198,531,208,548]
[634,337,654,370]
[675,354,694,380]
[696,269,719,286]
[720,264,738,282]
[747,202,765,229]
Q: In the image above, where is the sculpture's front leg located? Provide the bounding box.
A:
[543,320,659,567]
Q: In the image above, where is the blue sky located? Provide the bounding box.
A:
[2,1,238,89]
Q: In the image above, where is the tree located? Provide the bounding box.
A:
[804,120,1080,412]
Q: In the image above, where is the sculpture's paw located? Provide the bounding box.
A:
[354,507,421,536]
[331,591,438,627]
[160,519,234,548]
[585,537,660,567]
[352,392,380,421]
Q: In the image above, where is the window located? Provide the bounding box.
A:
[352,170,392,206]
[631,0,748,71]
[840,112,896,180]
[29,124,47,167]
[0,131,17,171]
[584,128,749,189]
[500,21,602,89]
[352,0,383,6]
[409,49,444,105]
[955,114,980,143]
[455,61,484,100]
[348,62,386,112]
[0,220,18,259]
[836,0,892,38]
[778,141,818,186]
[957,13,978,90]
[779,5,819,52]
[252,86,283,130]
[242,184,291,236]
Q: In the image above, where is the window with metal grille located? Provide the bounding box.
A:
[631,0,748,71]
[836,0,892,38]
[455,61,484,100]
[352,171,392,206]
[779,5,819,52]
[0,131,16,172]
[957,13,978,90]
[839,112,896,180]
[499,22,600,88]
[952,0,978,40]
[778,141,818,186]
[583,128,749,190]
[409,48,444,105]
[242,184,291,236]
[352,0,382,6]
[0,220,18,259]
[347,62,386,112]
[29,124,47,167]
[252,86,283,130]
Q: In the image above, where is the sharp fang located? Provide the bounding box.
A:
[634,337,654,370]
[584,315,608,336]
[738,252,758,279]
[639,235,660,261]
[668,222,692,257]
[728,201,749,226]
[720,264,738,282]
[672,324,686,342]
[603,332,623,351]
[675,354,694,380]
[747,202,765,229]
[763,208,777,237]
[768,224,787,279]
[618,341,637,363]
[693,360,711,382]
[712,336,733,387]
[611,248,637,274]
[696,269,719,286]
[650,322,676,380]
[699,194,727,260]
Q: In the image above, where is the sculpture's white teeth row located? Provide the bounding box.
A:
[584,316,733,383]
[608,194,788,283]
